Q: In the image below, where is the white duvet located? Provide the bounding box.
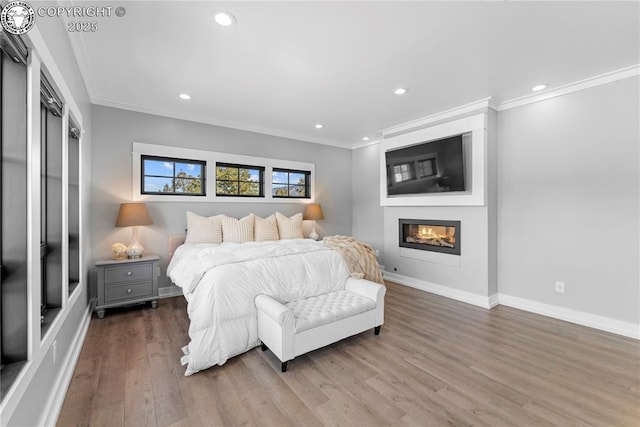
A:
[167,239,351,376]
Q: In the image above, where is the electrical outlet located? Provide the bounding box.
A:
[555,281,565,293]
[374,249,380,257]
[52,340,57,365]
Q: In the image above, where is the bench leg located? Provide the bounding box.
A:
[261,342,267,351]
[374,326,381,335]
[281,361,288,372]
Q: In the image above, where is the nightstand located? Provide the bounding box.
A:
[95,254,160,318]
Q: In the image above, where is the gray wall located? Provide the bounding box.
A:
[8,16,94,427]
[351,78,639,325]
[90,105,353,290]
[351,143,385,263]
[498,76,639,324]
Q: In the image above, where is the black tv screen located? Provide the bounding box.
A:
[385,134,465,196]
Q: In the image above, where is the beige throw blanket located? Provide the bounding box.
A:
[323,235,384,285]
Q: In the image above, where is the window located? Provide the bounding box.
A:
[417,158,437,178]
[216,163,264,197]
[132,142,315,203]
[272,168,311,198]
[41,71,64,335]
[1,32,29,396]
[393,163,413,183]
[68,124,80,296]
[141,155,205,196]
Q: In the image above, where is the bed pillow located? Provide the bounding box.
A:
[221,214,255,243]
[254,214,279,241]
[185,211,223,244]
[275,212,304,239]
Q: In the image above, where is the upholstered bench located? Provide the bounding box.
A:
[255,278,386,372]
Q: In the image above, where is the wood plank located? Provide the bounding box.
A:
[58,281,640,427]
[147,340,187,426]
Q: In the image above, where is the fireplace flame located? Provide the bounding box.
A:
[407,225,455,248]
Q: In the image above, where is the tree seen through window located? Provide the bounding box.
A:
[142,155,205,195]
[272,169,310,198]
[216,163,264,196]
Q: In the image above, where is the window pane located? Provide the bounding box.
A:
[144,159,174,177]
[145,177,173,193]
[240,168,260,182]
[290,173,306,185]
[239,182,260,196]
[217,166,238,181]
[272,184,288,196]
[175,178,201,193]
[272,171,288,184]
[290,185,306,197]
[175,162,202,178]
[217,181,238,195]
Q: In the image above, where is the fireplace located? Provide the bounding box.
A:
[399,219,461,255]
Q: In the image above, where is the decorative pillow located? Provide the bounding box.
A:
[275,212,303,239]
[221,214,255,243]
[185,211,223,244]
[254,214,279,242]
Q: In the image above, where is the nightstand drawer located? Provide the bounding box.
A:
[105,281,152,303]
[104,264,152,284]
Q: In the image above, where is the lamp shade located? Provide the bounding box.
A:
[303,204,324,221]
[115,203,153,227]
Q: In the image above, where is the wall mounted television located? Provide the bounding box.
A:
[385,134,466,196]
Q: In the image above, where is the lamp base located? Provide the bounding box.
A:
[309,221,320,241]
[126,237,144,259]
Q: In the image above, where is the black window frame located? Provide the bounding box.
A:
[215,162,265,198]
[141,155,206,196]
[272,168,311,199]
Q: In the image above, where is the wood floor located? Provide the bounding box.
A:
[57,281,640,427]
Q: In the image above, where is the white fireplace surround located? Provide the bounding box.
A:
[380,113,487,206]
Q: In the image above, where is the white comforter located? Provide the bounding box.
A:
[167,239,351,375]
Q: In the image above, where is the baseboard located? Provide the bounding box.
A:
[42,304,92,426]
[498,293,640,340]
[383,271,496,309]
[159,285,183,298]
[383,271,639,340]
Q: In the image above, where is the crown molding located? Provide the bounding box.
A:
[380,97,494,138]
[91,96,350,149]
[350,138,383,150]
[498,64,640,111]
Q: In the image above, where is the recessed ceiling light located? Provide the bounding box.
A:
[362,137,370,141]
[214,11,236,26]
[179,93,191,100]
[394,88,408,95]
[315,124,324,129]
[532,84,548,92]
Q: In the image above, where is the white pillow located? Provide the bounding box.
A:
[254,214,279,241]
[275,212,303,239]
[185,211,223,244]
[221,214,255,243]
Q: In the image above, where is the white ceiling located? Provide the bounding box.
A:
[65,1,640,148]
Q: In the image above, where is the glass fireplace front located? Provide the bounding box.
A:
[399,219,461,255]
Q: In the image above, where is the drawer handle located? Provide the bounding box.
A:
[126,271,132,276]
[127,288,132,294]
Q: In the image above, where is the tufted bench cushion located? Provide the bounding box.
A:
[286,290,376,333]
[255,277,385,372]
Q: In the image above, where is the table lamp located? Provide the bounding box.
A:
[115,202,153,258]
[303,203,324,240]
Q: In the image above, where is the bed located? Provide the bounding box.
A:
[167,219,383,376]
